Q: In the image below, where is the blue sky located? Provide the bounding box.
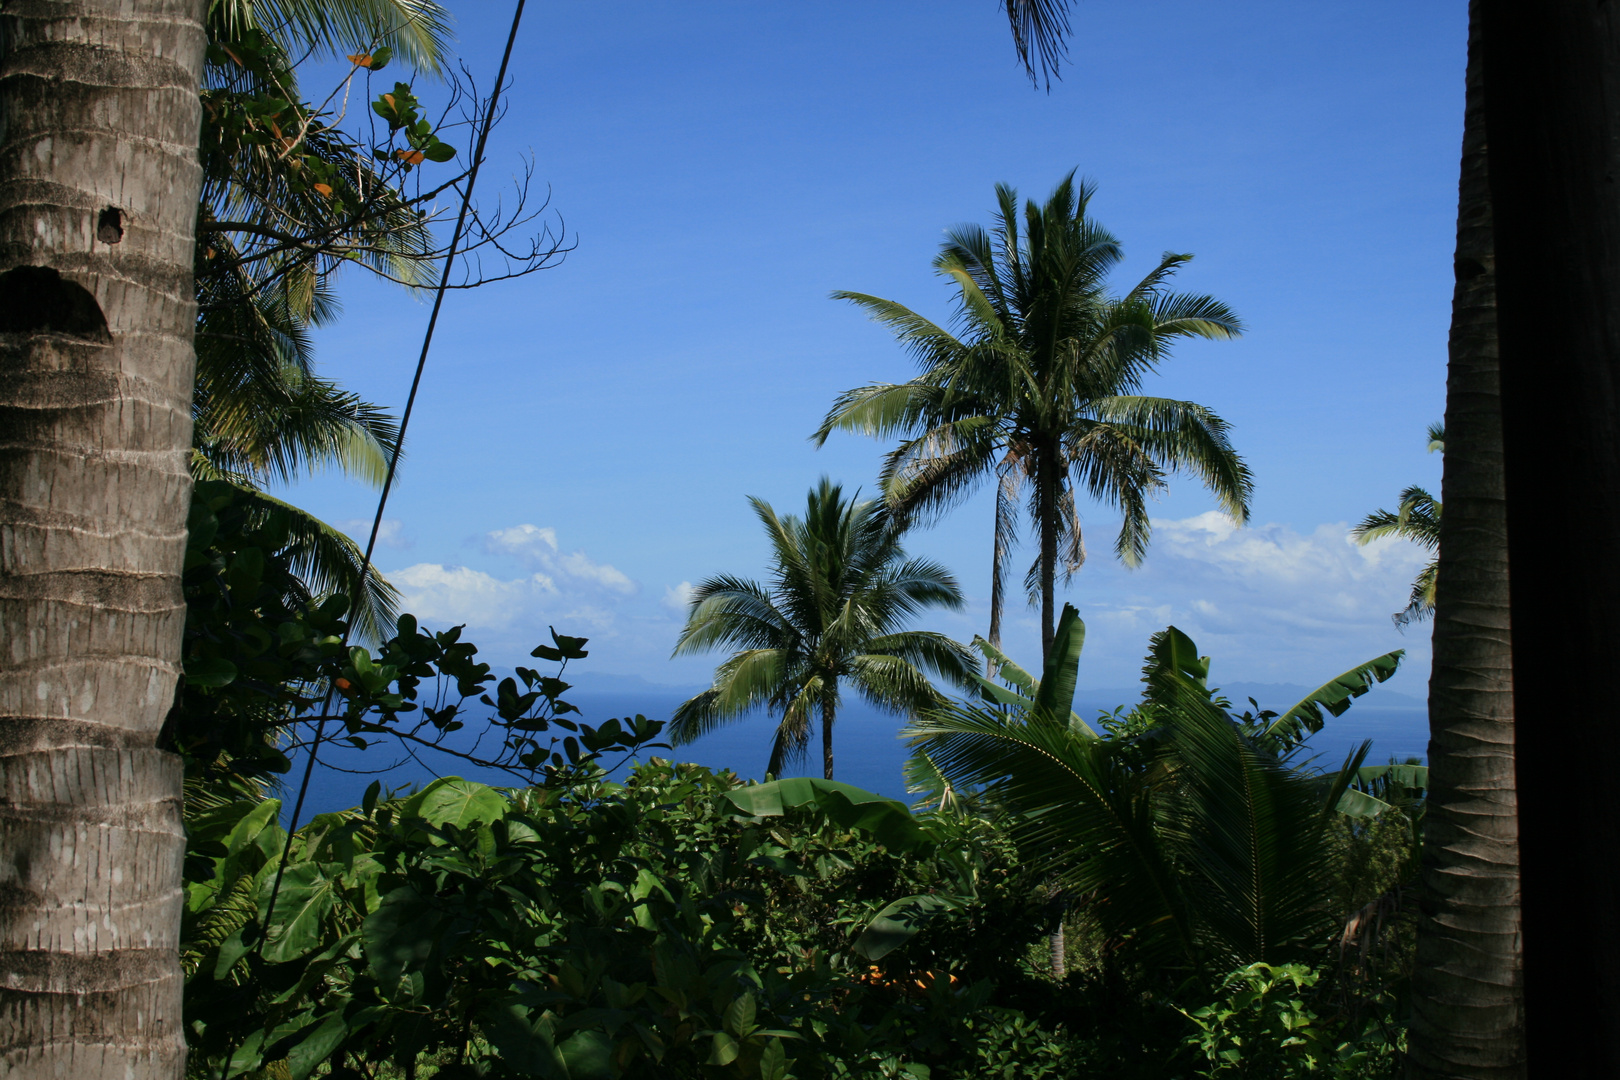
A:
[282,1,1463,702]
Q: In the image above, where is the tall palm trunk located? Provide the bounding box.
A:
[987,487,1009,667]
[1408,5,1525,1075]
[821,694,837,780]
[1037,441,1060,662]
[1482,1,1620,1072]
[0,3,206,1078]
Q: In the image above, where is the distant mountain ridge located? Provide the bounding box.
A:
[559,670,706,695]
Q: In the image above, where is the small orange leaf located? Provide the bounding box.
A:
[312,183,333,197]
[395,149,425,165]
[382,93,396,110]
[348,52,373,68]
[335,677,353,692]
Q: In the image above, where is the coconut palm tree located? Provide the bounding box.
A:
[671,479,975,780]
[1353,423,1444,628]
[816,174,1252,661]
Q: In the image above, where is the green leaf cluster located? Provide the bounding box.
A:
[183,737,1068,1079]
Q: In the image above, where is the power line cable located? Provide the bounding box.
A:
[256,0,529,953]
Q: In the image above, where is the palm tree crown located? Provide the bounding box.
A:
[1353,423,1444,628]
[671,479,975,779]
[816,173,1252,660]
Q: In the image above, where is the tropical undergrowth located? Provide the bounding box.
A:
[175,490,1421,1079]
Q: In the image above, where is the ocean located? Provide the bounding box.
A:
[276,681,1430,823]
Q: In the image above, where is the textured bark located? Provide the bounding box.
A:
[1408,5,1525,1076]
[1482,2,1620,1075]
[0,2,206,1078]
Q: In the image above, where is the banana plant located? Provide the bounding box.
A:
[964,603,1096,736]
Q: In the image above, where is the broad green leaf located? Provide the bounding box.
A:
[1357,763,1429,789]
[967,609,1096,736]
[213,926,253,980]
[761,1037,789,1080]
[723,993,756,1037]
[262,863,339,963]
[185,656,238,688]
[225,798,284,863]
[400,777,508,828]
[708,1031,740,1067]
[481,1002,567,1079]
[970,636,1036,695]
[560,1030,615,1079]
[969,672,1035,710]
[1033,604,1085,722]
[1143,626,1210,690]
[285,1007,348,1080]
[1336,788,1394,819]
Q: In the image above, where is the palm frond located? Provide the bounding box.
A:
[1001,0,1074,86]
[1164,672,1370,965]
[212,0,453,74]
[224,483,401,644]
[669,648,788,745]
[906,699,1196,965]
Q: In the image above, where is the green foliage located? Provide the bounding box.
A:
[1179,964,1402,1078]
[169,481,612,805]
[182,726,1068,1079]
[906,607,1400,974]
[176,507,1418,1078]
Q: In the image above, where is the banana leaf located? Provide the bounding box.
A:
[1262,650,1405,749]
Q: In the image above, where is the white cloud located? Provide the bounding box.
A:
[485,524,636,594]
[388,564,555,631]
[663,581,697,612]
[988,512,1435,693]
[337,518,410,549]
[382,524,641,659]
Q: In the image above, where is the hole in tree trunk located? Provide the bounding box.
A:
[96,206,124,244]
[0,266,112,341]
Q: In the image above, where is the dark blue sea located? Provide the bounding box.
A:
[276,680,1430,825]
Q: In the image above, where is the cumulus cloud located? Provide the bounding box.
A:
[484,524,636,594]
[993,512,1434,691]
[662,581,697,612]
[388,564,554,631]
[337,518,410,549]
[380,525,642,659]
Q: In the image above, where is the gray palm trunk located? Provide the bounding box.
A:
[1408,4,1526,1075]
[0,2,206,1077]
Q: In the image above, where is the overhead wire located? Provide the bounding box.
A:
[254,0,529,954]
